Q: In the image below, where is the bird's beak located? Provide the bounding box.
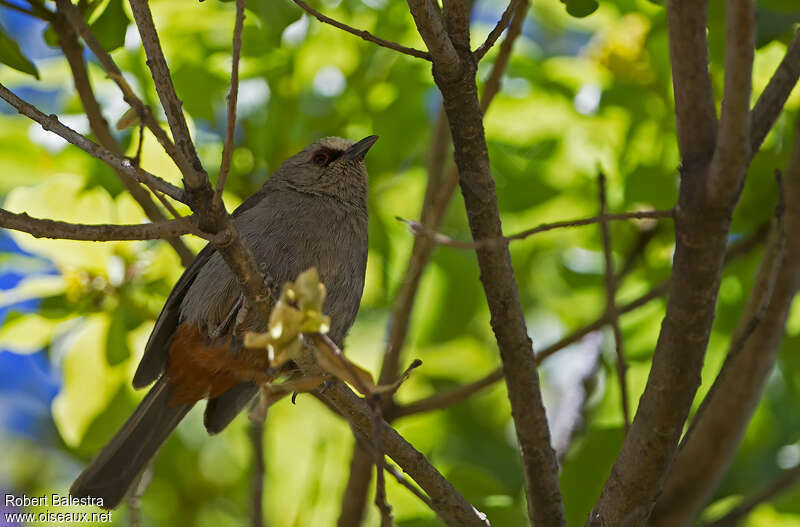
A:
[342,135,379,161]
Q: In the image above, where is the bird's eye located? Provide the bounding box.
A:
[312,152,329,166]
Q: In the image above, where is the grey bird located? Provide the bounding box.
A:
[70,135,377,508]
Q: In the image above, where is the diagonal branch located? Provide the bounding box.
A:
[407,0,566,522]
[292,0,431,60]
[0,82,187,204]
[215,0,246,205]
[701,465,800,527]
[128,0,272,317]
[407,0,461,81]
[707,0,755,201]
[302,363,491,526]
[598,174,630,434]
[473,0,522,60]
[667,0,717,166]
[128,0,207,191]
[55,0,184,174]
[750,28,800,154]
[0,208,199,241]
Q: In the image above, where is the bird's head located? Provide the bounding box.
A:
[270,135,378,204]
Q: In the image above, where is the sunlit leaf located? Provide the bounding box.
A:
[0,26,39,79]
[89,0,131,52]
[51,315,126,446]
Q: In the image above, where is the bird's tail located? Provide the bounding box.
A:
[70,377,192,509]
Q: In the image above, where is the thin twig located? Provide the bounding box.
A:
[385,462,433,508]
[127,463,152,527]
[473,0,522,60]
[215,0,246,207]
[398,209,673,250]
[0,208,200,241]
[726,171,786,361]
[702,465,800,527]
[292,0,431,60]
[598,173,630,434]
[371,395,393,526]
[0,82,187,204]
[750,28,800,154]
[479,0,528,111]
[707,0,755,202]
[249,403,266,527]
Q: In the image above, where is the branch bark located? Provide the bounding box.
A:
[0,208,199,241]
[650,119,800,527]
[750,28,800,153]
[406,1,565,523]
[292,0,431,60]
[312,375,490,526]
[0,82,188,204]
[701,465,800,527]
[128,0,272,317]
[589,2,757,524]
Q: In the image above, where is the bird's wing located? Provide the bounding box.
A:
[132,244,215,388]
[132,189,269,389]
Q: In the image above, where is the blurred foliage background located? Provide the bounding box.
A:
[1,0,800,525]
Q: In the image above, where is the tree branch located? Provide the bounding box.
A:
[473,0,522,60]
[398,209,673,249]
[308,374,490,526]
[215,0,246,205]
[598,174,630,434]
[707,0,755,202]
[589,2,759,524]
[666,0,717,166]
[128,0,207,190]
[292,0,431,60]
[702,465,800,527]
[651,122,800,527]
[0,208,199,241]
[406,1,565,522]
[479,0,527,112]
[0,82,188,205]
[750,28,800,154]
[128,0,272,319]
[249,408,266,527]
[406,0,461,81]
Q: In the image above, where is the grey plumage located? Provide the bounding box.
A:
[71,136,375,508]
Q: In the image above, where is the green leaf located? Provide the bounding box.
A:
[52,315,126,447]
[0,26,39,79]
[105,302,141,365]
[561,0,599,18]
[89,0,131,52]
[247,0,303,47]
